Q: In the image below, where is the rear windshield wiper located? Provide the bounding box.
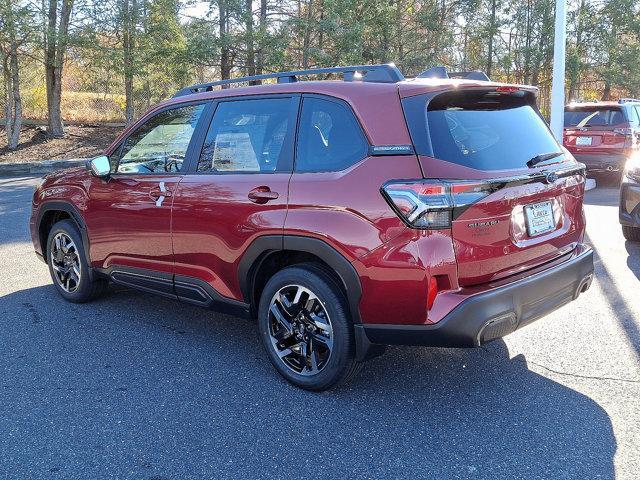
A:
[527,151,564,168]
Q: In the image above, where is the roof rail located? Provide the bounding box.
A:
[173,64,404,98]
[619,98,640,104]
[416,66,491,82]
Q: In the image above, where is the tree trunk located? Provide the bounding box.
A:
[123,0,137,125]
[602,82,611,101]
[245,0,257,84]
[3,55,15,149]
[219,0,231,81]
[486,0,497,78]
[8,42,22,149]
[45,0,74,138]
[1,0,23,150]
[302,0,313,68]
[567,0,586,101]
[523,0,532,84]
[255,0,267,76]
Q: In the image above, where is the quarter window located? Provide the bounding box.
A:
[295,97,368,172]
[115,104,205,174]
[197,98,292,173]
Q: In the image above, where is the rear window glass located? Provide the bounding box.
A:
[564,107,626,127]
[425,91,562,170]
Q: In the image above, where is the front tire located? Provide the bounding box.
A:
[257,264,359,391]
[46,219,106,303]
[622,225,640,242]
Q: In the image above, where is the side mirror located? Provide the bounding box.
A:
[88,155,111,178]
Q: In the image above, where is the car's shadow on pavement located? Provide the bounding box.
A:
[0,284,616,479]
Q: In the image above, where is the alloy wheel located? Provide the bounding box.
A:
[268,284,333,376]
[50,232,81,293]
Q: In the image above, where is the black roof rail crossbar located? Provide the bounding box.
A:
[173,64,404,97]
[416,66,491,82]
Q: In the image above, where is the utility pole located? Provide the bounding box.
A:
[550,0,566,141]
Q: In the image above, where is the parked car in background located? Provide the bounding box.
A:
[563,99,640,178]
[620,152,640,241]
[30,64,594,391]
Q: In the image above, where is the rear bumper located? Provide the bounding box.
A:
[572,153,628,172]
[355,246,594,356]
[619,178,640,227]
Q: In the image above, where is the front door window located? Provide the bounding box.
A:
[115,104,205,174]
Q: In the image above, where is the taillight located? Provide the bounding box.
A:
[614,128,640,148]
[613,128,633,137]
[381,180,494,229]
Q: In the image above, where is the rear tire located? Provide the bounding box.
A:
[622,225,640,242]
[46,219,107,303]
[257,264,360,391]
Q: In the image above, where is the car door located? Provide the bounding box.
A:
[86,102,208,283]
[171,95,299,306]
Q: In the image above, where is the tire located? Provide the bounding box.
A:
[46,219,107,303]
[257,264,360,391]
[622,225,640,242]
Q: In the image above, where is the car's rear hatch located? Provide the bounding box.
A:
[400,84,586,286]
[563,105,632,155]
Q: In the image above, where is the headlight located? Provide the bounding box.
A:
[625,153,640,182]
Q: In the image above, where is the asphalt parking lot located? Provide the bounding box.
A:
[1,175,638,480]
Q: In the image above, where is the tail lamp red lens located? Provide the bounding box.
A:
[381,180,493,229]
[427,276,438,310]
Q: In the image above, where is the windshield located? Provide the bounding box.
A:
[423,91,563,170]
[564,107,626,127]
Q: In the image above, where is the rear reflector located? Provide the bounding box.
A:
[381,180,494,229]
[427,276,438,310]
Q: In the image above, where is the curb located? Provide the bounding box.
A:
[0,158,88,176]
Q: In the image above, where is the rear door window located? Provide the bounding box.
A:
[197,97,295,173]
[422,91,562,171]
[295,97,368,172]
[564,107,626,127]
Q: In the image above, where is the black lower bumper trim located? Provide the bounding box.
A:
[356,246,594,354]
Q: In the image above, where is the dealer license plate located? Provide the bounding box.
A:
[524,201,556,237]
[576,136,592,146]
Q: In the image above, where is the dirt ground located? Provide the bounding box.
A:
[0,125,122,164]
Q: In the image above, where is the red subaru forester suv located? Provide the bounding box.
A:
[564,99,640,176]
[30,64,594,390]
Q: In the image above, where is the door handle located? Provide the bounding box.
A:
[149,181,172,207]
[248,186,279,204]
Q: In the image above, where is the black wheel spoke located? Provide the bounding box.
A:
[306,341,320,374]
[311,331,331,349]
[270,302,293,333]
